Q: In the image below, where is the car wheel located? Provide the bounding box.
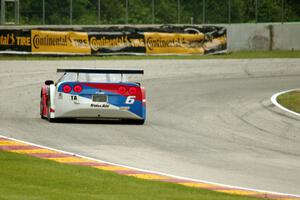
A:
[124,119,145,125]
[40,92,46,119]
[135,119,145,125]
[41,113,46,119]
[40,106,46,119]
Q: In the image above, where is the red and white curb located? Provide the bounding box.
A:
[0,135,299,200]
[271,89,300,118]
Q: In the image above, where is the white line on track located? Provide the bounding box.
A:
[1,134,300,198]
[271,89,300,118]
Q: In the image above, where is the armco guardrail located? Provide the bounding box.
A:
[0,25,227,56]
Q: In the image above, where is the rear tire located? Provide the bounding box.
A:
[40,100,46,119]
[136,119,145,125]
[124,119,145,125]
[48,117,55,123]
[40,92,46,119]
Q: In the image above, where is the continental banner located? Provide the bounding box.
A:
[31,30,91,55]
[0,25,226,55]
[0,29,31,53]
[144,32,205,54]
[88,32,145,55]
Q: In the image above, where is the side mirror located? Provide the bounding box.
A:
[45,80,54,85]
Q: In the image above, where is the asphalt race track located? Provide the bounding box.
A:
[0,59,300,195]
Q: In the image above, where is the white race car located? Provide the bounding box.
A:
[40,68,146,124]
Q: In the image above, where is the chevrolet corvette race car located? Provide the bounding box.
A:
[40,68,146,124]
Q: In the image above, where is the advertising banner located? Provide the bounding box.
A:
[31,30,90,55]
[0,29,31,53]
[88,32,145,55]
[0,25,226,55]
[144,32,205,54]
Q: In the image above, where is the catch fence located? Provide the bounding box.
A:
[0,0,299,25]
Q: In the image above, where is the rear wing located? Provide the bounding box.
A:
[57,68,144,74]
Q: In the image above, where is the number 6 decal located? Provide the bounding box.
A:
[126,96,136,104]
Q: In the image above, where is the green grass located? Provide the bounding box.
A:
[0,150,262,200]
[277,91,300,114]
[0,51,299,60]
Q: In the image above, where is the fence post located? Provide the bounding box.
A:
[0,0,20,24]
[0,0,3,24]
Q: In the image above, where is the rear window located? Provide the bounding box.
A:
[59,73,128,83]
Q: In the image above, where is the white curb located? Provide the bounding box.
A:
[271,89,300,118]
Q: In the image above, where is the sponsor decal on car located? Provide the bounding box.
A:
[90,104,110,108]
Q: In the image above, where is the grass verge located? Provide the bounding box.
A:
[0,150,262,200]
[277,91,300,114]
[0,51,299,60]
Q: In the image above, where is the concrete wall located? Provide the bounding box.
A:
[226,23,300,51]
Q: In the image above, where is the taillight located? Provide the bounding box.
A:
[62,84,72,93]
[118,86,127,94]
[128,87,137,95]
[73,84,83,93]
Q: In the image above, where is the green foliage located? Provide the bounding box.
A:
[1,0,299,25]
[285,0,300,22]
[180,0,203,24]
[155,0,178,24]
[100,0,126,24]
[19,0,43,24]
[73,0,97,24]
[45,0,70,24]
[257,0,283,22]
[128,0,152,24]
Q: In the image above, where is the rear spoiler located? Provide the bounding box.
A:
[57,68,144,74]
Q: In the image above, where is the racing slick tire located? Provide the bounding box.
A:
[40,92,46,119]
[124,119,145,125]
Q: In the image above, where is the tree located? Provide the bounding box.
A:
[100,0,126,24]
[155,0,178,24]
[73,0,97,25]
[128,0,152,24]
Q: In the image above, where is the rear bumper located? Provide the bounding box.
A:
[56,107,143,120]
[54,100,144,120]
